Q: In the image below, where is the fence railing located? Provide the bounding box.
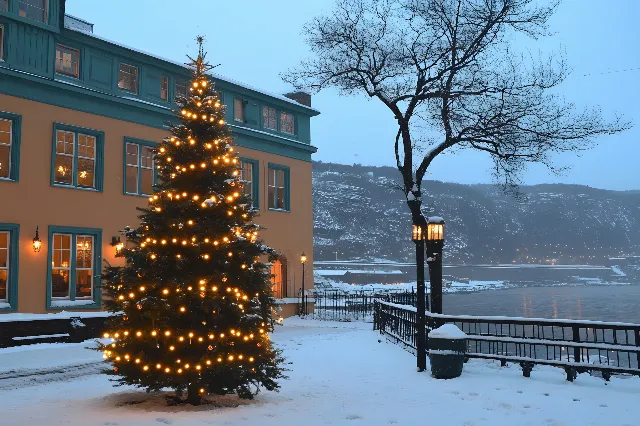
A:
[374,300,640,381]
[307,288,426,321]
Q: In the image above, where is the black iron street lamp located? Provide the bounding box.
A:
[412,220,428,372]
[300,253,307,316]
[426,217,445,314]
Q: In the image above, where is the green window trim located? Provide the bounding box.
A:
[0,223,19,312]
[50,122,105,192]
[267,163,290,212]
[123,137,158,197]
[0,110,21,182]
[239,157,259,209]
[46,225,102,310]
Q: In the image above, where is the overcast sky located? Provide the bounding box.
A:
[67,0,639,191]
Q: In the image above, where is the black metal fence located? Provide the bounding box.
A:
[306,288,426,322]
[374,301,640,380]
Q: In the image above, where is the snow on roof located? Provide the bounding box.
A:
[428,324,467,339]
[427,216,445,223]
[63,17,319,114]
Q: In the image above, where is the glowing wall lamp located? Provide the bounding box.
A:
[32,226,42,253]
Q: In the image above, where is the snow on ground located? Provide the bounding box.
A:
[1,319,639,426]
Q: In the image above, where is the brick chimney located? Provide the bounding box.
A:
[284,91,312,107]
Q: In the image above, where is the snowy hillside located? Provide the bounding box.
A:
[313,162,640,263]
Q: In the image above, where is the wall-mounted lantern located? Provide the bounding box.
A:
[111,236,124,254]
[32,226,42,253]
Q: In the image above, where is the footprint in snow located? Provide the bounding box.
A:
[600,404,608,408]
[572,398,580,402]
[523,405,531,409]
[345,414,362,420]
[517,390,523,394]
[156,419,172,425]
[543,393,550,396]
[468,392,479,397]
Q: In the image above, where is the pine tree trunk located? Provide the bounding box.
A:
[186,384,202,406]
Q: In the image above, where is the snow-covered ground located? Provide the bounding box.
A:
[1,319,639,425]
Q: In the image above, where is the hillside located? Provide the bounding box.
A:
[312,162,640,264]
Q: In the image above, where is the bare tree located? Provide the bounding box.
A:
[283,0,629,227]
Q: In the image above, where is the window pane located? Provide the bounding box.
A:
[0,270,7,301]
[126,143,138,166]
[1,1,7,12]
[78,134,95,159]
[241,162,253,196]
[76,270,92,299]
[19,0,47,23]
[141,146,153,168]
[0,145,10,179]
[263,106,276,130]
[268,185,275,209]
[76,236,92,268]
[141,168,153,195]
[0,119,11,144]
[175,80,187,104]
[118,63,138,93]
[160,77,168,100]
[55,45,79,77]
[51,270,70,298]
[126,165,139,194]
[234,99,244,122]
[280,112,294,134]
[77,158,95,188]
[54,154,73,185]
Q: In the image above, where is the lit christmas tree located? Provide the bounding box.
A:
[99,38,285,405]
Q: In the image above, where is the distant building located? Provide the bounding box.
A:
[0,0,319,316]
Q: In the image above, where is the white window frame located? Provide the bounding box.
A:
[54,130,75,186]
[51,233,72,299]
[0,118,12,180]
[118,63,139,94]
[125,142,155,196]
[54,130,97,189]
[0,231,9,303]
[77,134,96,188]
[240,161,253,196]
[55,44,80,78]
[268,167,286,210]
[74,235,94,300]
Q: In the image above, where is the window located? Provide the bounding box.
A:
[55,44,80,78]
[263,106,277,130]
[48,226,102,308]
[268,164,290,211]
[51,123,104,191]
[124,139,156,196]
[0,111,21,182]
[118,63,138,93]
[175,80,187,104]
[280,112,295,134]
[1,0,7,12]
[160,76,168,101]
[240,158,259,208]
[270,259,288,298]
[19,0,48,23]
[234,98,245,122]
[0,224,18,310]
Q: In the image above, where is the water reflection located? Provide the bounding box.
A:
[443,284,640,324]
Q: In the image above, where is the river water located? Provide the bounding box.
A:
[443,284,640,324]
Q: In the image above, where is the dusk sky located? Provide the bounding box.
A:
[67,0,639,191]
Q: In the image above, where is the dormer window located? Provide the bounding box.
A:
[118,63,138,94]
[280,112,294,134]
[19,0,48,24]
[1,0,7,12]
[55,45,80,78]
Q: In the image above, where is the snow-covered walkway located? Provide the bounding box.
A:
[1,318,639,425]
